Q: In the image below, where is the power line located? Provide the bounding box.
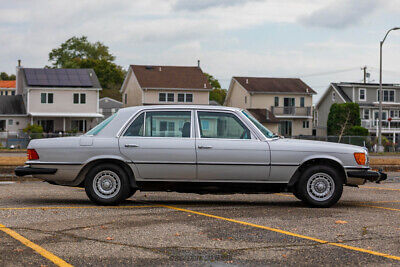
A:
[298,67,360,78]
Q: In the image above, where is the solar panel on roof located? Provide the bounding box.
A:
[24,68,93,87]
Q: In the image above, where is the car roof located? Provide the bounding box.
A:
[118,105,242,114]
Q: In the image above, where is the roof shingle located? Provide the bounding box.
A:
[131,65,212,90]
[234,77,316,94]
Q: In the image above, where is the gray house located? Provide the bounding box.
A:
[99,97,123,120]
[315,82,400,142]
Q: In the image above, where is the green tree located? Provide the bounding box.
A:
[0,72,16,80]
[48,36,125,100]
[327,103,367,140]
[204,73,227,105]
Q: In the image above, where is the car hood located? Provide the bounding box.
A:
[268,138,366,154]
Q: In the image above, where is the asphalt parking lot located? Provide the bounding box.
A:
[0,178,399,266]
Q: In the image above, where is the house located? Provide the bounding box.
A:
[120,64,212,106]
[224,77,316,136]
[0,80,16,96]
[0,95,28,133]
[315,82,400,142]
[99,97,123,120]
[11,66,103,133]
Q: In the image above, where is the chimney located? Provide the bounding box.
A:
[16,60,23,95]
[197,60,200,68]
[18,59,21,67]
[246,78,249,84]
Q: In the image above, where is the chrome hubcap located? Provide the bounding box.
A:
[307,173,335,201]
[93,170,120,199]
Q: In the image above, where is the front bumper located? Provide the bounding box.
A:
[14,166,57,177]
[346,169,387,183]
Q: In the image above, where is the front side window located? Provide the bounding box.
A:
[242,110,275,138]
[145,111,191,138]
[198,111,250,139]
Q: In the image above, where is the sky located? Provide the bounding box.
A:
[1,0,400,103]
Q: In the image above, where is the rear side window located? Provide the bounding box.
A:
[145,111,191,138]
[86,113,117,136]
[197,111,250,139]
[124,113,144,136]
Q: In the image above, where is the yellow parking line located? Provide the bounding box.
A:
[356,204,400,212]
[158,204,400,261]
[362,186,400,191]
[0,223,72,267]
[0,205,155,211]
[358,200,400,204]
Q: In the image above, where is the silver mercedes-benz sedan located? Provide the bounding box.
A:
[15,105,386,207]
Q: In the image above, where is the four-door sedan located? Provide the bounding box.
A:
[15,106,386,207]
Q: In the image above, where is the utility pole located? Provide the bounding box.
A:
[362,66,367,83]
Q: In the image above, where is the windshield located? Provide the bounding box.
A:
[85,113,117,136]
[241,110,275,138]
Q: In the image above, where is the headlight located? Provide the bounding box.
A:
[354,152,367,165]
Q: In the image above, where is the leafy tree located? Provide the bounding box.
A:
[0,72,16,80]
[48,36,124,100]
[327,103,366,141]
[204,73,226,105]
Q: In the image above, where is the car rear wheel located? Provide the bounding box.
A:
[85,164,131,205]
[296,165,343,208]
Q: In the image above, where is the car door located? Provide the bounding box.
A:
[119,109,196,180]
[195,110,270,181]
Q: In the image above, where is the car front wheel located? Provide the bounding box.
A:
[296,165,343,208]
[85,164,131,205]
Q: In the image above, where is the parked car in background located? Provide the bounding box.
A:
[15,106,386,207]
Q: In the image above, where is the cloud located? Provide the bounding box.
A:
[298,0,381,29]
[173,0,256,11]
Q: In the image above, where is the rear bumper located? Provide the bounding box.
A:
[14,166,57,177]
[346,170,387,183]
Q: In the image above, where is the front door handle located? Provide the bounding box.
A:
[125,144,139,148]
[198,145,213,149]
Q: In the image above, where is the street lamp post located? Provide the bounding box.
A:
[378,27,400,153]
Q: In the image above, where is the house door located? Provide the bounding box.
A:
[279,121,292,137]
[0,120,5,131]
[283,98,295,115]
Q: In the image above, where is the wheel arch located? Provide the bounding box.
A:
[288,156,347,189]
[74,158,137,188]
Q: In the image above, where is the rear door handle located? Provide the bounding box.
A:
[198,145,213,149]
[125,144,139,148]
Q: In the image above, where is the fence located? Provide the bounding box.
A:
[292,135,397,152]
[0,132,80,149]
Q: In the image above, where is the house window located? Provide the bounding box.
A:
[274,97,279,107]
[73,93,86,104]
[71,120,87,132]
[245,96,247,104]
[41,93,53,104]
[178,93,185,102]
[363,109,370,120]
[167,93,174,102]
[5,91,8,96]
[377,90,395,102]
[332,92,336,101]
[302,121,309,128]
[186,94,193,103]
[300,97,305,107]
[359,88,366,101]
[0,91,2,95]
[8,119,13,126]
[159,93,166,102]
[11,91,15,95]
[124,93,127,104]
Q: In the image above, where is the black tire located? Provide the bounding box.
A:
[85,163,131,205]
[292,190,305,201]
[126,188,137,199]
[296,165,343,208]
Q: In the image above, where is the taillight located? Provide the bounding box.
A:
[27,149,39,160]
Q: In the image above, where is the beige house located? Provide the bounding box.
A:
[224,77,316,136]
[120,64,212,106]
[11,67,103,133]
